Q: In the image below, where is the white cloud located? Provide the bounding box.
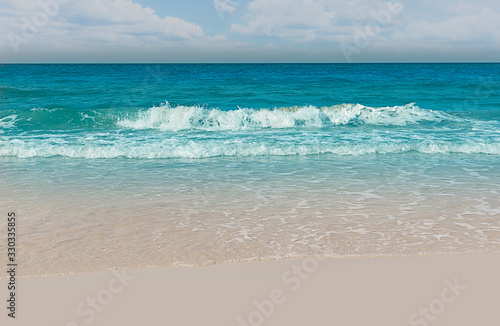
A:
[229,0,500,46]
[229,0,402,42]
[67,0,204,39]
[1,0,204,56]
[214,0,238,15]
[230,0,336,41]
[400,8,500,44]
[209,34,228,42]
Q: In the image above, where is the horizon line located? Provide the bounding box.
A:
[2,61,500,65]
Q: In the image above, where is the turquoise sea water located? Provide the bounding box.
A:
[1,63,500,158]
[1,64,499,275]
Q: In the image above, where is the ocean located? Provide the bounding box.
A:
[1,63,499,276]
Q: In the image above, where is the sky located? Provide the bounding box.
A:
[0,0,499,63]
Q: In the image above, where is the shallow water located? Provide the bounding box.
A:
[1,154,499,276]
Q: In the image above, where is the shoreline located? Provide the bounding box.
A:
[2,253,499,325]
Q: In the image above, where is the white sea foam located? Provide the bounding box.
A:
[116,102,451,131]
[1,137,500,159]
[0,115,18,130]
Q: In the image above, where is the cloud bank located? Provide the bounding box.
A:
[1,0,499,62]
[1,0,204,60]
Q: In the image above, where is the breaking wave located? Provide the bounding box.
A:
[1,102,499,159]
[116,102,452,131]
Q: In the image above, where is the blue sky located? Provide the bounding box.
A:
[1,0,499,62]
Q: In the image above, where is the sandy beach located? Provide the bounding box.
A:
[2,0,500,323]
[2,253,499,326]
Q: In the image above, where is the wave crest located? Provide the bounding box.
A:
[116,103,450,131]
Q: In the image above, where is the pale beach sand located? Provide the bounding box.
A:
[2,253,499,326]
